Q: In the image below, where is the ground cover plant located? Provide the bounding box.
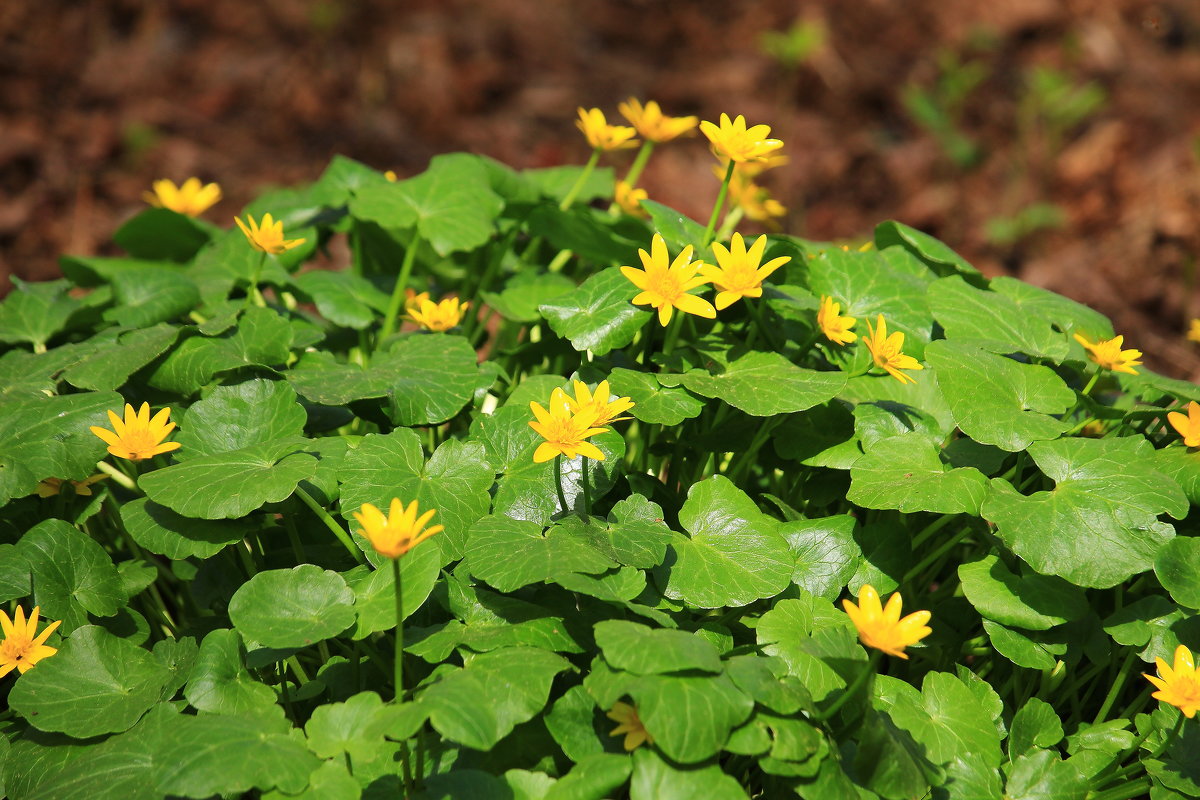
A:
[1,101,1199,800]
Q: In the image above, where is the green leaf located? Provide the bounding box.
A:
[121,497,251,560]
[841,366,956,440]
[113,207,213,261]
[175,378,307,459]
[184,628,280,716]
[420,646,571,750]
[983,437,1186,588]
[305,691,393,762]
[848,434,989,515]
[350,153,504,256]
[140,438,318,519]
[662,475,794,608]
[0,279,82,349]
[553,495,672,569]
[344,544,442,637]
[540,267,651,356]
[525,165,613,204]
[1004,750,1089,800]
[105,268,200,328]
[990,276,1112,339]
[874,221,980,276]
[982,621,1066,670]
[229,565,356,648]
[594,620,722,675]
[465,515,616,592]
[0,544,31,602]
[61,324,180,392]
[628,748,748,800]
[9,625,170,737]
[630,671,754,763]
[756,596,859,701]
[606,368,704,425]
[1009,698,1065,759]
[640,201,708,255]
[725,655,810,715]
[527,205,639,265]
[925,341,1074,451]
[928,276,1067,360]
[482,271,576,323]
[292,269,389,329]
[147,307,295,394]
[885,671,1003,768]
[338,430,493,560]
[381,334,481,426]
[781,515,862,599]
[544,754,633,800]
[851,710,936,798]
[1155,537,1200,609]
[665,350,846,417]
[17,519,123,630]
[1103,595,1192,662]
[958,555,1089,630]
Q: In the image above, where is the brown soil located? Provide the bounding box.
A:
[3,0,1199,377]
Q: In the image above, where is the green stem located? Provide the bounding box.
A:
[701,160,736,248]
[553,455,569,516]
[580,457,591,518]
[294,486,364,564]
[283,515,308,563]
[1065,369,1101,422]
[815,651,881,722]
[622,141,655,190]
[661,314,684,358]
[560,150,601,211]
[903,526,973,585]
[639,323,657,367]
[95,461,137,492]
[547,249,574,273]
[1093,649,1137,724]
[1088,780,1151,800]
[715,205,745,243]
[744,299,782,352]
[392,558,405,701]
[379,231,421,344]
[247,252,268,308]
[911,515,955,549]
[728,417,781,484]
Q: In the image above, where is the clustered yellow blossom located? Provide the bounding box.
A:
[842,585,932,659]
[1169,401,1200,448]
[234,213,306,255]
[409,296,469,332]
[37,475,107,498]
[0,606,61,678]
[700,113,784,164]
[90,403,181,462]
[1144,644,1200,719]
[621,234,716,327]
[607,701,654,750]
[529,389,609,463]
[353,498,443,560]
[817,296,857,345]
[576,108,638,152]
[564,380,635,427]
[618,99,698,143]
[730,172,787,224]
[144,178,222,217]
[697,232,790,310]
[614,181,648,218]
[863,315,923,385]
[1073,332,1142,375]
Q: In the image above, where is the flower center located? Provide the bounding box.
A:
[1175,675,1200,703]
[123,429,161,458]
[648,272,684,302]
[0,636,31,663]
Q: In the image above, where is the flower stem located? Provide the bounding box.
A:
[1093,649,1137,724]
[661,314,684,358]
[379,231,421,345]
[1064,369,1101,424]
[744,299,782,352]
[715,205,745,243]
[815,650,881,722]
[622,141,655,191]
[392,558,405,701]
[580,457,591,518]
[701,160,736,248]
[95,461,138,492]
[560,149,601,211]
[294,486,364,564]
[247,252,268,308]
[639,323,657,367]
[553,455,569,516]
[547,248,574,273]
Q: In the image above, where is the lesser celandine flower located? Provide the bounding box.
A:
[620,233,716,326]
[1144,644,1200,718]
[615,181,648,217]
[385,170,399,182]
[144,177,222,217]
[618,98,698,143]
[699,113,784,164]
[817,296,857,345]
[409,297,469,332]
[1073,332,1142,375]
[1189,319,1200,343]
[576,108,638,152]
[863,315,923,385]
[403,288,431,315]
[730,174,786,224]
[607,701,654,750]
[353,498,443,560]
[565,380,635,427]
[842,585,931,659]
[1169,401,1200,447]
[36,474,106,498]
[234,213,306,255]
[90,403,181,461]
[0,606,61,678]
[696,233,790,310]
[529,389,608,463]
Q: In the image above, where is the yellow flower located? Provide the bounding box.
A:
[576,108,639,152]
[529,389,608,463]
[565,380,635,427]
[842,585,931,659]
[384,170,399,182]
[0,606,61,678]
[90,403,181,462]
[408,297,469,332]
[699,113,784,164]
[1189,319,1200,343]
[143,178,222,217]
[1169,401,1200,448]
[730,174,787,224]
[403,288,431,315]
[1072,332,1142,375]
[696,233,789,311]
[607,701,654,751]
[620,233,717,327]
[863,315,923,385]
[234,212,306,255]
[1144,644,1200,719]
[615,180,648,218]
[617,98,698,143]
[36,474,107,498]
[817,296,857,345]
[730,152,790,179]
[352,498,443,560]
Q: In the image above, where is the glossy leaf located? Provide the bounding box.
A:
[228,565,356,648]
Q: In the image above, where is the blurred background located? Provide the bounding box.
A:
[2,0,1199,376]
